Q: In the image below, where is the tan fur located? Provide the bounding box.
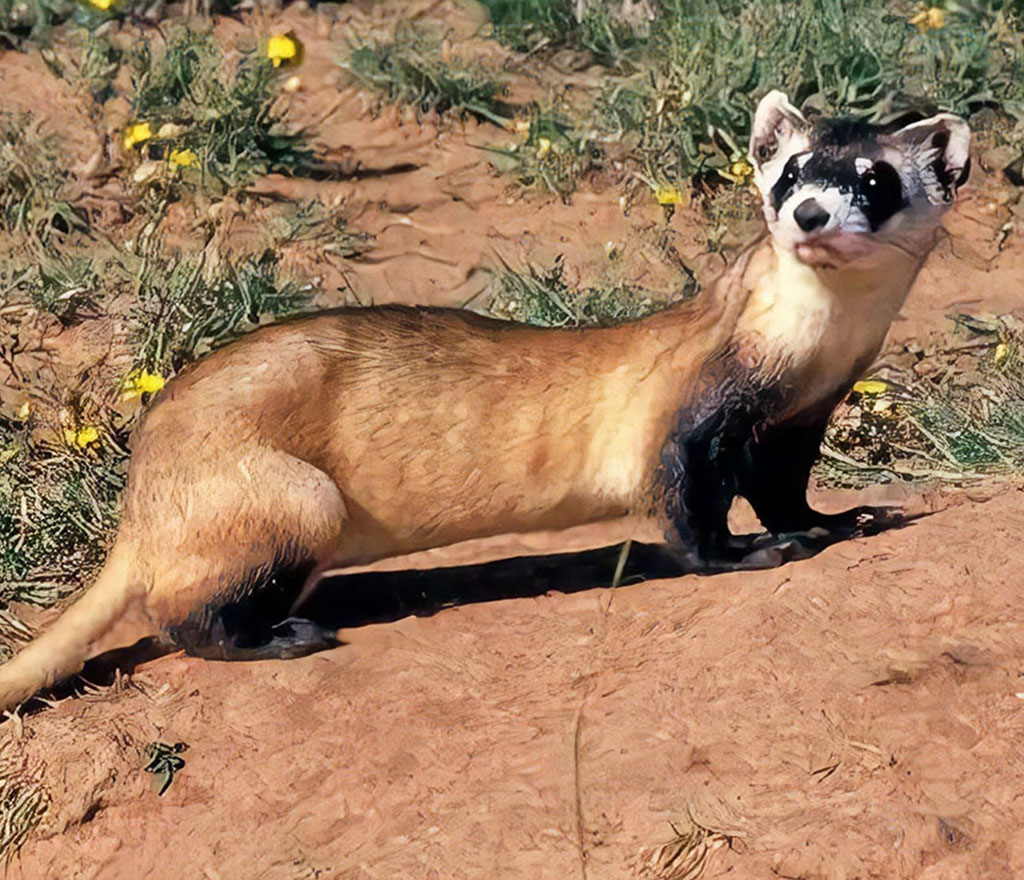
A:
[0,226,928,711]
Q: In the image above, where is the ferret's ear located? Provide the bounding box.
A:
[749,90,810,169]
[888,113,971,204]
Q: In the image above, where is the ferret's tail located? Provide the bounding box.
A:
[0,543,143,713]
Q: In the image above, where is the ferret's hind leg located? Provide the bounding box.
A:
[135,449,349,662]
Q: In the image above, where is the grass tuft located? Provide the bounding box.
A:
[0,410,128,605]
[129,244,314,372]
[347,31,512,126]
[478,0,652,61]
[489,256,681,326]
[0,742,49,865]
[821,314,1024,486]
[126,28,310,191]
[0,113,87,241]
[483,107,601,199]
[268,199,376,259]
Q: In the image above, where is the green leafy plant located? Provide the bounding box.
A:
[126,28,310,190]
[0,113,87,240]
[347,31,512,126]
[483,107,602,199]
[820,315,1024,485]
[596,0,1024,186]
[489,256,677,326]
[0,411,129,603]
[128,241,314,373]
[477,0,651,61]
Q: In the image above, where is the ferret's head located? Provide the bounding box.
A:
[749,90,970,268]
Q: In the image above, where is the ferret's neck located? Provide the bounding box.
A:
[754,239,922,327]
[735,239,926,415]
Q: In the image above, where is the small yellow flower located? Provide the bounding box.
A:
[123,122,153,151]
[87,0,114,10]
[853,379,888,395]
[655,185,684,206]
[995,342,1010,363]
[718,159,754,185]
[121,368,166,401]
[168,148,199,170]
[909,6,945,33]
[266,33,303,68]
[536,137,552,158]
[64,425,100,448]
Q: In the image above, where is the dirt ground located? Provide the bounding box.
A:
[5,2,1024,878]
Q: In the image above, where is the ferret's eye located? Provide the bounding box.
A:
[858,160,905,231]
[768,155,803,212]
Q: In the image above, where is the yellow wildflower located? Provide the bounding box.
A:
[168,148,199,170]
[64,425,100,448]
[852,380,888,395]
[718,159,754,185]
[123,122,153,151]
[909,6,945,33]
[87,0,114,10]
[266,33,303,68]
[995,342,1010,363]
[655,185,684,206]
[536,137,552,158]
[121,368,166,401]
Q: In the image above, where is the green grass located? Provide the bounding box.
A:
[0,410,128,607]
[489,256,681,326]
[820,315,1024,486]
[477,0,650,61]
[126,28,310,191]
[347,31,512,126]
[0,113,87,240]
[596,0,1024,186]
[128,242,314,373]
[483,107,602,199]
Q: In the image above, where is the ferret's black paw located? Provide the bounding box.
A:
[822,505,905,537]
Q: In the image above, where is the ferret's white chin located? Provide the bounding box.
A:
[791,233,876,268]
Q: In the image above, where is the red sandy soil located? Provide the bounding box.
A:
[4,2,1024,878]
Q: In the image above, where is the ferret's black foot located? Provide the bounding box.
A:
[728,505,909,570]
[171,616,340,661]
[815,504,905,536]
[668,508,907,575]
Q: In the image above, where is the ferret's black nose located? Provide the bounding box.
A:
[794,198,831,232]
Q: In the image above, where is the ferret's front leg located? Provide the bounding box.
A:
[661,411,903,575]
[660,419,781,573]
[736,417,904,541]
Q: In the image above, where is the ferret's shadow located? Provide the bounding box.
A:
[42,513,923,710]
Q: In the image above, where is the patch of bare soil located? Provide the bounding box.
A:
[9,488,1024,880]
[4,2,1024,878]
